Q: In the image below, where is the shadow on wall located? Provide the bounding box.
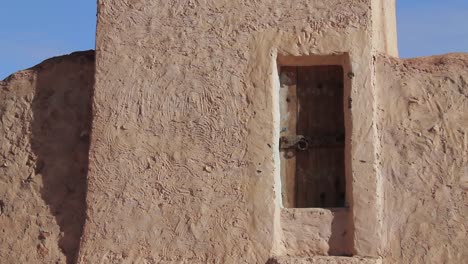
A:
[328,209,353,256]
[30,51,95,264]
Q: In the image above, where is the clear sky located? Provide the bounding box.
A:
[0,1,97,80]
[397,0,468,58]
[1,1,467,80]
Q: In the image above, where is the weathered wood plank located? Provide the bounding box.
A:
[296,66,346,208]
[279,67,298,208]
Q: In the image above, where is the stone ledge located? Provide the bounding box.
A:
[268,256,382,264]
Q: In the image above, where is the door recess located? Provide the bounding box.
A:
[279,65,346,208]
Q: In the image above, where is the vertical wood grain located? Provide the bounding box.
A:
[279,67,297,208]
[296,66,346,208]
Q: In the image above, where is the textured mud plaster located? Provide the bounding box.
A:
[268,256,382,264]
[0,51,94,264]
[371,0,398,57]
[0,2,466,264]
[79,0,384,262]
[376,54,468,264]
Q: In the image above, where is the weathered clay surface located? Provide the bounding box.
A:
[78,0,382,263]
[1,1,467,264]
[372,0,398,57]
[280,208,351,257]
[0,51,94,264]
[268,256,381,264]
[376,54,468,264]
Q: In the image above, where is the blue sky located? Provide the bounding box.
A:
[397,0,468,58]
[1,1,467,80]
[0,1,96,80]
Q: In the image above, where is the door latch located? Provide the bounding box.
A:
[280,135,309,151]
[280,133,345,151]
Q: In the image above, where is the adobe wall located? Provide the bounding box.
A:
[371,0,398,57]
[78,0,384,263]
[376,54,468,264]
[2,51,467,264]
[0,2,466,264]
[0,51,94,264]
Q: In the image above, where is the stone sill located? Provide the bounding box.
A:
[280,208,352,256]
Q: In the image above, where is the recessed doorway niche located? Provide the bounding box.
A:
[277,55,350,209]
[275,54,354,256]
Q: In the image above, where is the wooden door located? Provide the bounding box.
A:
[280,65,345,208]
